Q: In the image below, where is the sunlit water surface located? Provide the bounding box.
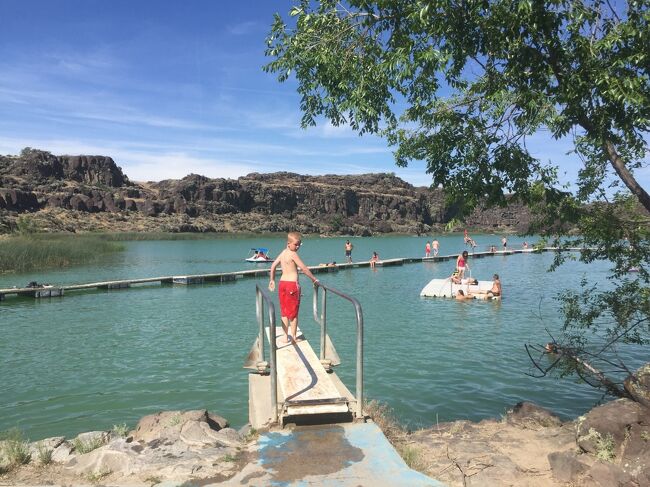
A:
[1,234,644,439]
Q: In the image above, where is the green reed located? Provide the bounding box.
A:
[0,234,124,273]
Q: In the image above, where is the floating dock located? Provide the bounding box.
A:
[420,278,497,298]
[0,247,576,302]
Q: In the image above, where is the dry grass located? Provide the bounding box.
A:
[364,400,430,472]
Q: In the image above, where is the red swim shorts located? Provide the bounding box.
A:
[279,280,301,320]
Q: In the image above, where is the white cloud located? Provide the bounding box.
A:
[227,21,261,36]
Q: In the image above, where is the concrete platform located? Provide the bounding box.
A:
[226,422,445,486]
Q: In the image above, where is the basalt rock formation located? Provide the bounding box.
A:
[0,148,532,234]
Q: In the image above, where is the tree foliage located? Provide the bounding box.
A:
[266,0,650,395]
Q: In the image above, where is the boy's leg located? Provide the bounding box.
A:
[280,316,289,339]
[289,317,299,342]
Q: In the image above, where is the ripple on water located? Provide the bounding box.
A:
[0,236,645,439]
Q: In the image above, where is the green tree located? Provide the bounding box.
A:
[266,1,650,396]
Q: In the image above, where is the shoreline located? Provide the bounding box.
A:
[2,398,648,486]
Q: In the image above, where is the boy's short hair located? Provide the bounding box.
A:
[287,231,301,242]
[493,274,499,279]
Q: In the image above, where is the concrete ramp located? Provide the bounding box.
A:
[227,422,445,486]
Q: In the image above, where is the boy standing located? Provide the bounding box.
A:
[432,238,439,256]
[269,232,320,344]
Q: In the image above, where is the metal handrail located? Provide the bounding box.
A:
[312,282,364,419]
[255,284,278,424]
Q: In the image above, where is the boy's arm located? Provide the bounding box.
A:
[269,255,281,291]
[292,254,319,285]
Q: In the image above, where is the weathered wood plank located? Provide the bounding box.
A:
[265,327,349,416]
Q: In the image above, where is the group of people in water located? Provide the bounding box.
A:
[269,231,506,344]
[452,248,502,300]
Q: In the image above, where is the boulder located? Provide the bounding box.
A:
[576,399,643,455]
[179,420,222,447]
[66,440,136,476]
[213,428,243,448]
[583,461,636,487]
[624,363,650,408]
[28,436,65,462]
[51,441,75,463]
[548,451,589,482]
[133,410,213,443]
[506,401,562,428]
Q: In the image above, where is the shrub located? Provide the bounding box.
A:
[0,428,31,467]
[36,442,53,465]
[112,424,129,438]
[72,435,106,455]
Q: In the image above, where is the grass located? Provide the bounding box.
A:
[0,428,31,469]
[112,423,129,438]
[0,233,123,273]
[244,427,259,442]
[72,435,106,455]
[168,414,183,426]
[364,400,428,472]
[36,442,53,465]
[85,469,112,483]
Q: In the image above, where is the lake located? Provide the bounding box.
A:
[0,234,643,440]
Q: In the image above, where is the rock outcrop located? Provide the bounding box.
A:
[1,397,649,486]
[0,148,533,235]
[0,409,247,485]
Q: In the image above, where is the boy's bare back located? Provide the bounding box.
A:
[277,248,299,281]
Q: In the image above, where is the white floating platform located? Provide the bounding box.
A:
[420,278,499,299]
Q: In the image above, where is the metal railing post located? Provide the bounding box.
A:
[320,288,327,360]
[255,284,278,424]
[269,307,278,424]
[312,282,364,419]
[355,303,364,418]
[256,288,264,360]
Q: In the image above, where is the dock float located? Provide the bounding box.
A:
[0,247,580,303]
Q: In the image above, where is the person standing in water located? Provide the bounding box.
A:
[344,240,353,263]
[269,232,320,344]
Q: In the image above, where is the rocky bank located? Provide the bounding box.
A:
[1,397,648,486]
[0,148,533,235]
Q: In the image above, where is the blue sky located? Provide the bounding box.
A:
[0,1,646,191]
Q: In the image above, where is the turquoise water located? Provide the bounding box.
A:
[0,234,643,440]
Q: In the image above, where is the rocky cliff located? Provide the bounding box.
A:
[0,148,532,234]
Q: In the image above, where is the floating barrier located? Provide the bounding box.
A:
[0,247,580,302]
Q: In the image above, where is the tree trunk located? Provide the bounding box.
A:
[604,140,650,213]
